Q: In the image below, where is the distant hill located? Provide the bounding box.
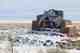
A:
[0,20,32,29]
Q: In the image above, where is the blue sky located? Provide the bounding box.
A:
[0,0,80,21]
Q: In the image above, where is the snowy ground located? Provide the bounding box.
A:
[0,28,79,53]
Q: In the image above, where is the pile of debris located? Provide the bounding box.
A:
[16,9,71,49]
[16,31,68,48]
